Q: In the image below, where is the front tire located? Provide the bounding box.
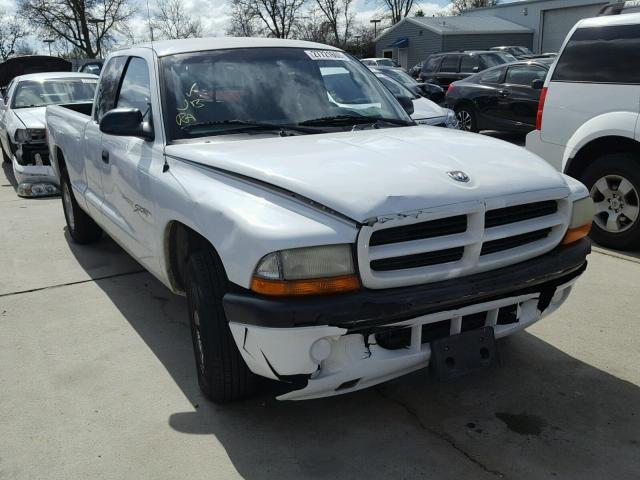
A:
[455,106,478,132]
[2,137,12,163]
[580,153,640,250]
[60,169,103,244]
[185,249,257,403]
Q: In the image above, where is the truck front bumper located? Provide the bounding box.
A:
[224,239,590,400]
[12,155,59,197]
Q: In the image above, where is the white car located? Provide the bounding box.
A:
[46,38,592,403]
[526,12,640,250]
[373,71,458,127]
[361,57,401,68]
[321,66,456,127]
[0,72,98,197]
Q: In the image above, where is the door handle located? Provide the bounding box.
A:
[101,149,109,164]
[499,90,510,97]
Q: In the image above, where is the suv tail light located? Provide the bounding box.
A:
[447,84,455,94]
[536,86,548,130]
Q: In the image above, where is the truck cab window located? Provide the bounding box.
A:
[116,57,152,120]
[94,56,126,122]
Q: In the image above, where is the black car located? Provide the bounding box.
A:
[445,58,553,133]
[371,65,445,103]
[491,46,557,60]
[418,51,517,88]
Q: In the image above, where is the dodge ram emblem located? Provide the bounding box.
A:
[447,170,470,183]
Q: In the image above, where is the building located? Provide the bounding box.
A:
[374,0,608,69]
[462,0,607,53]
[375,16,534,70]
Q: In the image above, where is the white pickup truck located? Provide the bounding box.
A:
[46,38,593,403]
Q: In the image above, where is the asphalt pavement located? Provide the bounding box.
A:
[1,159,639,480]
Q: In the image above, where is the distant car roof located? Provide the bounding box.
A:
[126,37,341,58]
[13,72,99,82]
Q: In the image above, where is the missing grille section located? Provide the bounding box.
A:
[374,313,490,351]
[369,215,467,247]
[481,228,552,256]
[370,247,464,272]
[497,304,518,325]
[485,200,557,228]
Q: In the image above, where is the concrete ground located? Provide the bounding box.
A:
[1,160,639,480]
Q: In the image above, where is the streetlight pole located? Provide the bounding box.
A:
[87,18,105,57]
[370,19,381,38]
[43,39,55,56]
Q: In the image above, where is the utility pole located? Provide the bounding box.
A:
[43,39,54,56]
[370,18,381,38]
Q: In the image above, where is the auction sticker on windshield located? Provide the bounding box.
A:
[305,50,350,61]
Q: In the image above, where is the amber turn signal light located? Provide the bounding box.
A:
[251,274,360,296]
[562,223,592,245]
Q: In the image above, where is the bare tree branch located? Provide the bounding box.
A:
[0,10,30,61]
[151,0,203,40]
[448,0,498,15]
[17,0,135,58]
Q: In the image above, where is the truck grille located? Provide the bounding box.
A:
[357,194,570,289]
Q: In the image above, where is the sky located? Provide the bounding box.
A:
[0,0,472,55]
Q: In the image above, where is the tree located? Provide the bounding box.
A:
[233,0,306,38]
[226,0,260,37]
[0,12,30,61]
[151,0,203,40]
[314,0,354,48]
[295,9,332,43]
[449,0,498,15]
[378,0,415,25]
[17,0,135,58]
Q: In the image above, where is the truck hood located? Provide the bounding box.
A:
[165,127,569,223]
[12,107,46,129]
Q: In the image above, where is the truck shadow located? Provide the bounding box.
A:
[67,235,640,480]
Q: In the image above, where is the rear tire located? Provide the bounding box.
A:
[455,106,478,133]
[185,249,257,403]
[60,168,103,244]
[579,153,640,250]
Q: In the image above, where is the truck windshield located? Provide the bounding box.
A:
[160,47,410,140]
[12,78,97,109]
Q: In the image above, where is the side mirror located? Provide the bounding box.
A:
[99,108,154,140]
[395,95,414,116]
[472,66,480,73]
[531,79,544,90]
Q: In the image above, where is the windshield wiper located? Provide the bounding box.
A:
[299,115,414,127]
[181,119,320,136]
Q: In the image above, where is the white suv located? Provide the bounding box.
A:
[526,13,640,250]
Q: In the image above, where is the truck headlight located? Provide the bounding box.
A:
[444,109,458,129]
[251,244,360,296]
[562,196,595,245]
[15,128,45,144]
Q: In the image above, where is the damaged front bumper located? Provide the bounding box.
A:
[12,149,59,197]
[224,239,590,400]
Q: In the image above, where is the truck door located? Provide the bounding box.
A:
[85,56,127,219]
[99,55,160,267]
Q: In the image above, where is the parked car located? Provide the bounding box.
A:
[46,38,592,403]
[372,71,458,127]
[370,65,445,103]
[490,46,536,59]
[361,57,401,68]
[0,72,98,197]
[446,58,553,133]
[419,51,517,88]
[78,60,104,75]
[599,0,640,15]
[526,12,640,250]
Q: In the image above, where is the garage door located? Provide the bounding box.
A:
[541,4,606,52]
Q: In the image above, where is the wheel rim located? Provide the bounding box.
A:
[193,309,206,375]
[456,110,472,131]
[62,182,75,231]
[590,174,639,233]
